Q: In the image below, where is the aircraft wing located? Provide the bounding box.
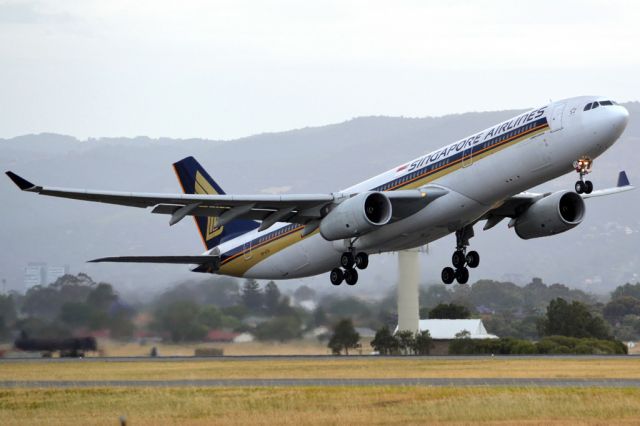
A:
[5,171,439,230]
[481,171,634,230]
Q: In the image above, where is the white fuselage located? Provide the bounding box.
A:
[212,96,629,279]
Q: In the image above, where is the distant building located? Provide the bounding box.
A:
[233,332,255,343]
[23,263,70,289]
[47,265,69,283]
[355,327,376,338]
[206,330,240,342]
[417,319,498,340]
[24,262,47,288]
[395,319,498,355]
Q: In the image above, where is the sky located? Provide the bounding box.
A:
[0,0,638,140]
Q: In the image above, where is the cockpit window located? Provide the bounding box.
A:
[584,100,618,111]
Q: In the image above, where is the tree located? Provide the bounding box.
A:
[59,302,93,328]
[21,274,97,320]
[612,283,640,300]
[153,300,208,342]
[198,305,239,330]
[539,298,612,340]
[312,307,328,327]
[370,326,398,355]
[0,294,17,327]
[412,330,433,355]
[264,281,281,314]
[395,330,415,355]
[603,297,640,322]
[107,305,135,339]
[320,295,372,319]
[294,285,316,302]
[328,319,360,355]
[255,316,302,342]
[428,303,471,319]
[87,283,117,311]
[241,279,263,310]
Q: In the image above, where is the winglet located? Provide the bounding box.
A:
[5,171,38,191]
[617,171,630,187]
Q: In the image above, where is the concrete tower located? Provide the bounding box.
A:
[396,249,421,333]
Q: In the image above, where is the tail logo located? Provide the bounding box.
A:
[194,171,224,241]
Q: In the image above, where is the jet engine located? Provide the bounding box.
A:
[514,190,585,239]
[319,192,392,241]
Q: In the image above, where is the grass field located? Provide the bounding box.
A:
[98,339,339,356]
[2,358,640,424]
[1,386,640,425]
[1,357,640,381]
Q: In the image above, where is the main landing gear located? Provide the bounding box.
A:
[574,156,594,194]
[441,226,480,285]
[330,251,369,286]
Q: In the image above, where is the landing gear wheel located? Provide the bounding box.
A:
[584,180,593,194]
[355,252,369,270]
[441,267,455,285]
[575,181,585,194]
[330,268,344,286]
[455,267,469,284]
[452,250,466,268]
[466,251,480,268]
[344,268,359,286]
[340,252,355,269]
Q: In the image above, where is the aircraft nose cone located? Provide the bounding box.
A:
[617,105,630,130]
[608,105,629,139]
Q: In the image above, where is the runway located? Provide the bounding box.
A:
[2,378,640,388]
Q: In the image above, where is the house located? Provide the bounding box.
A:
[233,332,255,343]
[206,330,240,343]
[396,319,498,355]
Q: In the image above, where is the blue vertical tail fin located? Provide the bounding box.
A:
[172,156,259,250]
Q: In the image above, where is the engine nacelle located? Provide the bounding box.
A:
[514,190,585,240]
[319,192,392,241]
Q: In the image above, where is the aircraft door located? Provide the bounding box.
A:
[550,103,565,132]
[462,141,473,167]
[243,240,253,260]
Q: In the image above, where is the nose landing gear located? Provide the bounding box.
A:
[330,248,369,286]
[441,226,480,285]
[574,157,594,194]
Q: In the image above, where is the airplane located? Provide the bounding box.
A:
[5,96,634,286]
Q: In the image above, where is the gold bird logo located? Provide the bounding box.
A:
[194,171,223,241]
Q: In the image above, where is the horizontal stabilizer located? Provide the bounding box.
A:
[582,171,634,199]
[88,255,219,267]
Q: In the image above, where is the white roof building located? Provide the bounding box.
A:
[396,319,498,339]
[420,319,498,339]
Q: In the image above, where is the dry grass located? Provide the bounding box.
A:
[1,358,640,381]
[98,339,340,357]
[1,386,640,425]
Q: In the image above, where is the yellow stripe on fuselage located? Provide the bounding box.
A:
[218,123,549,277]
